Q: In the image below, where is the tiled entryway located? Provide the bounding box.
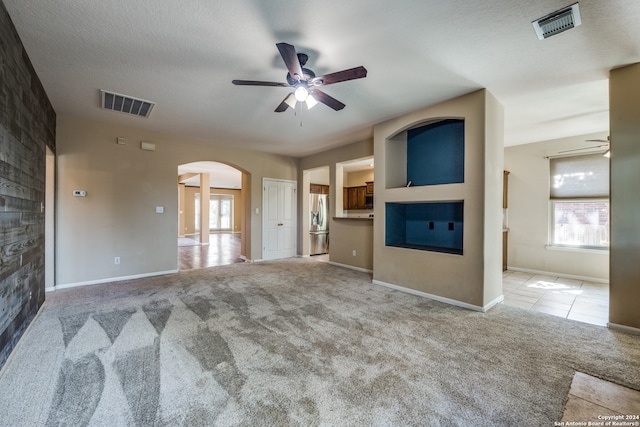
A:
[502,270,609,326]
[562,372,640,424]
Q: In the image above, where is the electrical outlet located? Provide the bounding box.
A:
[352,250,357,256]
[114,256,120,265]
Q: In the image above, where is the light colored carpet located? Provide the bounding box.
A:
[1,258,639,426]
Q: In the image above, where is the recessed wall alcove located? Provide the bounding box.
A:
[385,118,464,189]
[373,89,504,311]
[386,201,463,254]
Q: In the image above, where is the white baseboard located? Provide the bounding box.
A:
[506,266,609,284]
[607,322,640,336]
[372,279,502,313]
[484,294,505,311]
[328,261,372,274]
[53,269,179,290]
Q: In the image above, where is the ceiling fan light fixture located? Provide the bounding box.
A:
[232,43,367,112]
[603,149,611,158]
[294,86,309,102]
[284,93,297,109]
[306,94,318,110]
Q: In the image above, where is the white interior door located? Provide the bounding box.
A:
[263,178,297,260]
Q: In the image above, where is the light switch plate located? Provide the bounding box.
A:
[156,206,164,213]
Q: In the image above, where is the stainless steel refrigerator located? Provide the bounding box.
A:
[309,193,329,255]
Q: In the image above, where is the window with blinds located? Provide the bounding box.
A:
[550,154,609,199]
[549,154,610,249]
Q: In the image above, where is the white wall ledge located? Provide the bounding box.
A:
[545,245,609,255]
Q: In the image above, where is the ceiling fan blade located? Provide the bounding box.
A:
[311,90,345,111]
[232,80,289,87]
[558,145,607,154]
[311,66,367,86]
[276,43,304,82]
[585,139,609,143]
[275,93,295,112]
[275,101,288,113]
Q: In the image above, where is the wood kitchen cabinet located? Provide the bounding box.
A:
[345,186,369,209]
[502,231,508,271]
[503,171,509,209]
[310,183,329,194]
[348,187,358,209]
[356,187,366,208]
[343,187,349,210]
[366,181,374,194]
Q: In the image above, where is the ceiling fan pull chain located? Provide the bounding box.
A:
[298,103,303,127]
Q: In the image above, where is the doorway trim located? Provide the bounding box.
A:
[177,161,251,261]
[45,146,55,291]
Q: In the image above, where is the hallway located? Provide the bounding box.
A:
[178,233,243,270]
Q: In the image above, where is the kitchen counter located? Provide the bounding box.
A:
[333,216,373,221]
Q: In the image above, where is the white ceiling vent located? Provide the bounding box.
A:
[532,3,581,40]
[100,90,155,118]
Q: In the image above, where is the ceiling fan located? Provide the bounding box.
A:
[232,43,367,112]
[558,136,610,154]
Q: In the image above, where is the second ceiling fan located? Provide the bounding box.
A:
[232,42,367,112]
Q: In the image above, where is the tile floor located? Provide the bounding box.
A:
[562,372,640,424]
[502,270,609,327]
[177,233,243,270]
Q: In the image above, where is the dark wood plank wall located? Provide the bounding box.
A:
[0,1,56,368]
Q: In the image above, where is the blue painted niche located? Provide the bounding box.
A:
[407,119,464,186]
[386,201,463,254]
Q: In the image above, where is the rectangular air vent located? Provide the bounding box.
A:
[532,3,581,40]
[100,90,155,118]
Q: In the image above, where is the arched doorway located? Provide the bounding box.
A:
[177,161,248,270]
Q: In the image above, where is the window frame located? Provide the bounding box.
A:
[548,198,610,252]
[547,153,610,252]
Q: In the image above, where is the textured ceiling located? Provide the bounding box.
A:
[4,0,640,156]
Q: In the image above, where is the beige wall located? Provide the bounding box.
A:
[183,186,242,234]
[330,220,373,271]
[56,115,297,286]
[372,89,503,309]
[298,139,374,264]
[609,63,640,330]
[504,133,610,281]
[346,170,374,187]
[309,168,330,186]
[483,92,505,304]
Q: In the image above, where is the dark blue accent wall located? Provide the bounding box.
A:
[386,202,463,254]
[407,119,464,186]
